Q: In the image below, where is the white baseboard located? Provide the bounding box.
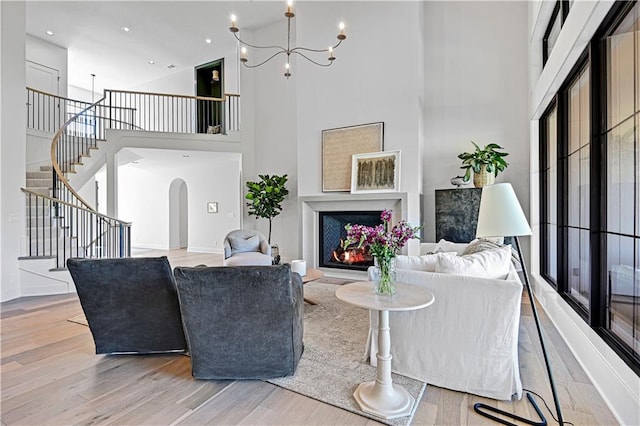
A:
[531,274,640,426]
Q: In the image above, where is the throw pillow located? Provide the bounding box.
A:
[395,253,453,272]
[228,235,260,254]
[435,245,513,279]
[433,239,470,255]
[462,238,521,270]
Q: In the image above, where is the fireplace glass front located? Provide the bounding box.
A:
[319,211,382,271]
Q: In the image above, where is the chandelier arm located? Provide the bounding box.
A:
[291,51,334,67]
[290,38,344,54]
[233,32,286,51]
[242,51,288,68]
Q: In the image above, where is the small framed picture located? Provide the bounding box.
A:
[350,151,400,194]
[207,202,218,213]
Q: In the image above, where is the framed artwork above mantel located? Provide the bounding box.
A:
[322,122,384,192]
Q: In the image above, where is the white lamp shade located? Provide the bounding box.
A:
[476,183,532,238]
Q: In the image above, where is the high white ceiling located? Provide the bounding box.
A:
[25,1,284,93]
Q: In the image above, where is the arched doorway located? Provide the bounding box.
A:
[169,178,188,249]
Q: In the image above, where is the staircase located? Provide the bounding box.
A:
[26,166,53,196]
[21,87,240,278]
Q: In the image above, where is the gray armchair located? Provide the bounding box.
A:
[223,229,272,266]
[173,264,304,380]
[66,257,187,355]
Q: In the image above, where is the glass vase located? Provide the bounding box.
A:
[372,256,397,296]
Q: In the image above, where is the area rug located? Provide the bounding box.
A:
[268,281,426,426]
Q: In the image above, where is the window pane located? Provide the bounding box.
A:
[546,11,562,61]
[569,78,581,154]
[580,71,590,148]
[548,224,558,282]
[607,10,636,129]
[580,146,590,228]
[607,234,637,352]
[568,228,590,309]
[607,117,635,236]
[568,153,579,227]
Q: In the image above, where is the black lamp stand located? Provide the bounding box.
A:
[473,236,564,426]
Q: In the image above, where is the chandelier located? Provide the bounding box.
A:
[229,0,346,78]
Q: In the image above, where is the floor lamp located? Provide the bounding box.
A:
[473,183,563,426]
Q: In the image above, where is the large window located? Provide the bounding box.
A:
[604,3,640,359]
[540,1,640,372]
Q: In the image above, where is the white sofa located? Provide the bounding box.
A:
[365,242,524,401]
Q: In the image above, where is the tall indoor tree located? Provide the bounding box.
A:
[245,174,289,244]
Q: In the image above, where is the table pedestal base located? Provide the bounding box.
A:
[353,380,415,420]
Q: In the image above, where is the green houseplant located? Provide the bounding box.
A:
[458,142,509,188]
[245,174,289,245]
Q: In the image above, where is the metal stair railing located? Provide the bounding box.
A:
[21,188,131,268]
[24,86,240,268]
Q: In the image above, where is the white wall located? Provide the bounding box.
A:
[247,18,299,254]
[117,150,241,253]
[26,34,68,97]
[527,1,639,424]
[294,1,424,255]
[422,1,530,245]
[26,129,54,171]
[1,1,27,302]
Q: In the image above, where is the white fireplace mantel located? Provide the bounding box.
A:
[299,193,409,279]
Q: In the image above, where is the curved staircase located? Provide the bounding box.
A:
[21,87,239,279]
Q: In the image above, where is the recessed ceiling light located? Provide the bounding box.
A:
[148,60,155,65]
[205,38,212,44]
[121,27,130,33]
[45,30,54,36]
[167,64,176,69]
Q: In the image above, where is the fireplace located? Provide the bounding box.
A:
[319,211,382,271]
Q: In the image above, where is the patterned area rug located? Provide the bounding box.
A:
[268,281,426,426]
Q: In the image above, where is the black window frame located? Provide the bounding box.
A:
[540,100,559,288]
[540,0,640,375]
[543,0,572,67]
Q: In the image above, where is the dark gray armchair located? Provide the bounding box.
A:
[174,264,304,380]
[66,256,187,355]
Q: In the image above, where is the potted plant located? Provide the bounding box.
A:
[245,174,289,263]
[458,142,509,188]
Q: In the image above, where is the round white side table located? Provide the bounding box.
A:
[335,281,434,420]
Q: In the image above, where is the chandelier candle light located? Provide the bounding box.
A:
[229,0,346,78]
[344,210,421,295]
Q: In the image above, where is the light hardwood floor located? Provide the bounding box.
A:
[1,249,618,425]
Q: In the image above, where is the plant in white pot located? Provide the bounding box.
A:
[458,142,509,188]
[245,174,289,264]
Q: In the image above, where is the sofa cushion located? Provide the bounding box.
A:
[228,234,260,254]
[396,252,452,272]
[463,238,521,270]
[435,245,513,279]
